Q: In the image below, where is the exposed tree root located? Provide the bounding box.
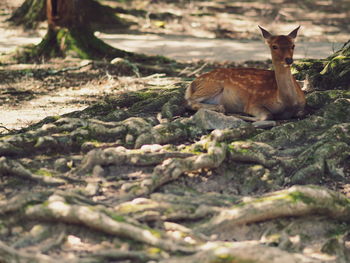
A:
[0,157,65,185]
[0,190,53,215]
[24,194,197,253]
[199,185,350,234]
[115,194,220,222]
[114,141,227,201]
[0,240,56,263]
[82,249,161,263]
[71,146,195,176]
[160,241,322,263]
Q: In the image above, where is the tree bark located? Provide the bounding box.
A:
[7,0,127,30]
[13,0,134,62]
[7,0,46,29]
[294,40,350,90]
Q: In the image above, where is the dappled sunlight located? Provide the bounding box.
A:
[100,33,343,62]
[0,23,343,61]
[1,1,349,262]
[0,27,43,54]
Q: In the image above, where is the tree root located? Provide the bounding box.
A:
[159,241,322,263]
[24,194,197,253]
[82,249,161,263]
[118,141,227,201]
[0,240,56,263]
[0,157,65,185]
[115,195,220,222]
[199,185,350,234]
[71,146,194,176]
[0,190,53,215]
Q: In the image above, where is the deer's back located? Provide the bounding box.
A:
[189,68,278,111]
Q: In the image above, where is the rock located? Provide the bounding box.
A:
[252,120,276,129]
[110,57,139,77]
[54,158,70,172]
[192,109,247,130]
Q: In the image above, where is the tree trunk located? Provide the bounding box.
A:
[7,0,46,29]
[13,0,137,62]
[7,0,128,30]
[294,40,350,90]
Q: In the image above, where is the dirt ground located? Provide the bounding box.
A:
[0,0,349,130]
[1,1,350,263]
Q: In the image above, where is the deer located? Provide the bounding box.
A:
[185,26,306,121]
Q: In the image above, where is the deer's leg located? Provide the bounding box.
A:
[245,106,273,121]
[185,85,225,113]
[186,99,226,113]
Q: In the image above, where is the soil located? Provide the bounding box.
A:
[0,0,349,130]
[0,1,350,263]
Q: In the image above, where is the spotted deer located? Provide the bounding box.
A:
[185,26,305,121]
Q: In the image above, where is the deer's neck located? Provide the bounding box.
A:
[273,61,298,104]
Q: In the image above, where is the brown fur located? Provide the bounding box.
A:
[185,26,305,121]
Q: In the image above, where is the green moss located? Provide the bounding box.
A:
[108,212,126,222]
[147,247,162,255]
[228,144,249,154]
[326,223,349,238]
[33,168,54,177]
[293,45,350,90]
[148,228,162,238]
[237,190,315,207]
[117,202,158,214]
[288,191,315,205]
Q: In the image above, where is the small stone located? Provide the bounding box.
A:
[252,120,276,129]
[11,226,23,235]
[125,134,134,145]
[192,109,246,130]
[110,57,125,64]
[54,158,70,172]
[92,165,104,177]
[140,144,163,152]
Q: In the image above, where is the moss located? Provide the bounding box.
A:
[182,144,205,154]
[147,247,162,255]
[107,212,126,222]
[143,228,163,240]
[228,144,249,154]
[237,190,315,207]
[7,0,46,29]
[288,191,315,205]
[293,43,350,90]
[326,223,349,238]
[117,202,158,214]
[11,24,141,62]
[33,168,54,177]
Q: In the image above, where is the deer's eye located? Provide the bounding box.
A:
[272,45,278,50]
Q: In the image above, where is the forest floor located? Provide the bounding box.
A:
[0,1,350,263]
[0,0,349,130]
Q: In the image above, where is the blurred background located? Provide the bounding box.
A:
[1,0,349,62]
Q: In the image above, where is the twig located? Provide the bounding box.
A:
[183,62,209,77]
[189,62,209,77]
[47,61,93,75]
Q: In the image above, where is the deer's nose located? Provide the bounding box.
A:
[285,58,293,65]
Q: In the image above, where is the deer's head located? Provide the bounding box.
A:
[259,26,300,67]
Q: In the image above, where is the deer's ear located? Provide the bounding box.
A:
[258,25,272,39]
[288,26,300,39]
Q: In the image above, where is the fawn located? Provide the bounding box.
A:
[185,26,305,121]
